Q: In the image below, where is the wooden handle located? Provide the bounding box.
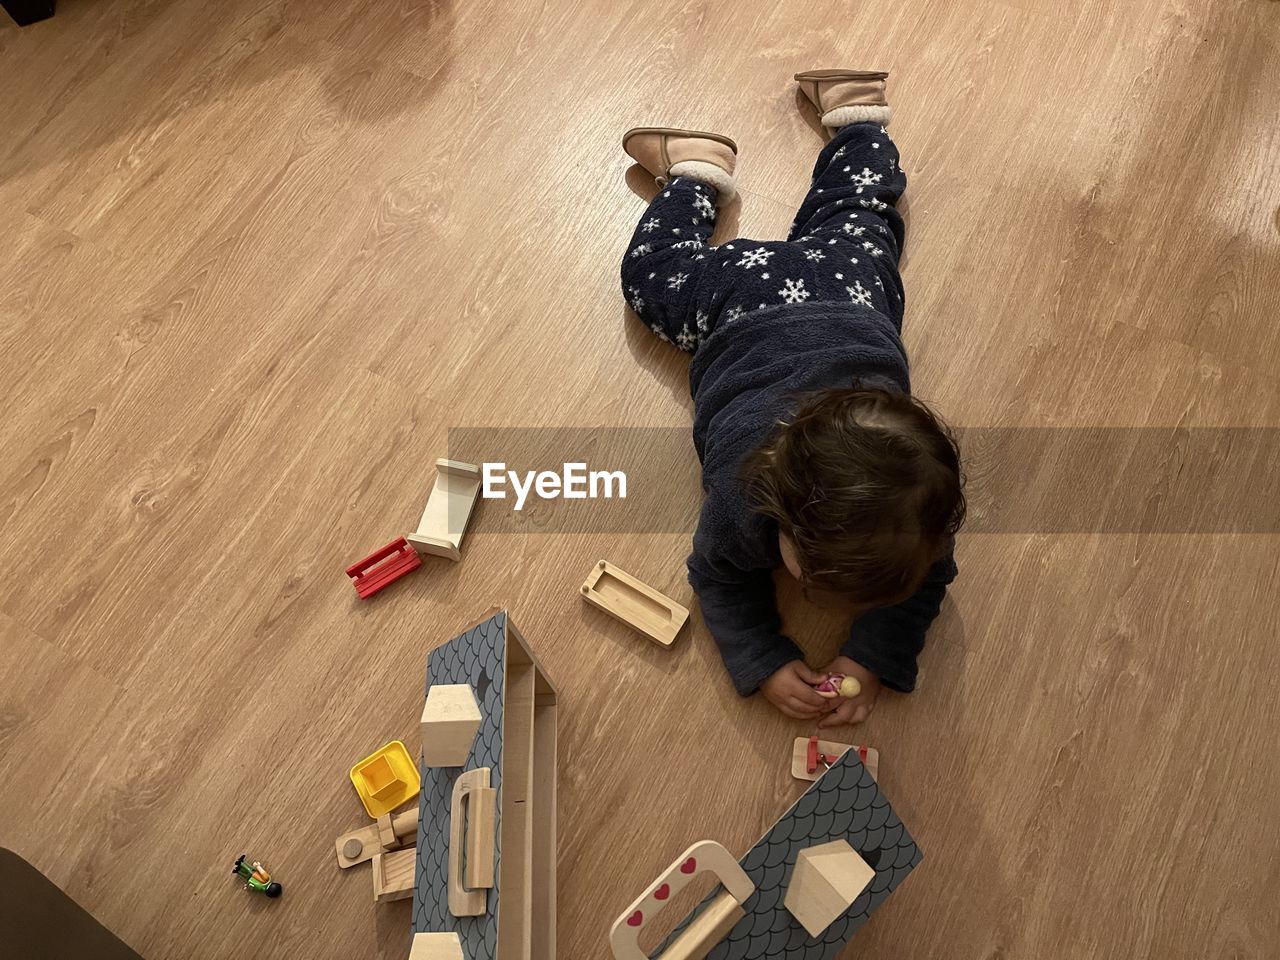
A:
[447,768,495,917]
[608,841,753,960]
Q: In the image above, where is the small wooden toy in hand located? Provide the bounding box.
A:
[812,674,862,699]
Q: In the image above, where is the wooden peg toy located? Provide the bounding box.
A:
[783,839,874,936]
[406,459,482,561]
[791,736,879,782]
[334,806,418,868]
[580,560,689,646]
[346,537,422,598]
[421,683,483,768]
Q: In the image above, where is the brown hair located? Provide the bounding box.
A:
[743,385,965,605]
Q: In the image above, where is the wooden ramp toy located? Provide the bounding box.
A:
[581,560,689,646]
[407,459,482,561]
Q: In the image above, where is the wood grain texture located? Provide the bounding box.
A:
[1,1,1278,959]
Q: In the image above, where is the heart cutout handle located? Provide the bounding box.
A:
[608,841,755,960]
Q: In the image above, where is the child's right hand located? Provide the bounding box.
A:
[760,660,832,720]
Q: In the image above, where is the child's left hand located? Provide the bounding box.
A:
[816,657,881,728]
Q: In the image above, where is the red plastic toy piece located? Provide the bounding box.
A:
[807,734,858,775]
[346,537,422,598]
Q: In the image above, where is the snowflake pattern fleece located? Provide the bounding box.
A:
[621,122,907,353]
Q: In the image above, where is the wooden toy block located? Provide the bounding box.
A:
[609,841,754,960]
[335,806,418,868]
[581,560,690,647]
[406,459,482,561]
[783,839,875,937]
[346,537,422,598]
[447,767,494,917]
[791,737,879,782]
[409,933,464,960]
[372,846,417,903]
[421,683,482,768]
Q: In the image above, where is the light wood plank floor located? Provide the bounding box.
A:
[2,0,1278,957]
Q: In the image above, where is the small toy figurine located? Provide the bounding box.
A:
[233,855,283,898]
[813,674,862,699]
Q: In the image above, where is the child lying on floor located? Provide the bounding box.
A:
[620,70,965,726]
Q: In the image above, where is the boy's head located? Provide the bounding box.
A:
[744,385,965,606]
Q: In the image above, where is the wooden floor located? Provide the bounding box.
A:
[3,1,1279,957]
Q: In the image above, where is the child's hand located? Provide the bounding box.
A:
[761,660,832,720]
[816,657,881,727]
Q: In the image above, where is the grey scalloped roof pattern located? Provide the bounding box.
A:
[412,611,508,958]
[653,751,921,959]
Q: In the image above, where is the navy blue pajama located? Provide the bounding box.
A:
[620,118,956,699]
[621,122,907,352]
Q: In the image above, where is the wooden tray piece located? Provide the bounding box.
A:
[581,560,689,646]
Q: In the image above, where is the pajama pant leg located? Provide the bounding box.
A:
[620,177,719,352]
[786,122,908,323]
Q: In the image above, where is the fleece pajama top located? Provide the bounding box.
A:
[620,121,957,697]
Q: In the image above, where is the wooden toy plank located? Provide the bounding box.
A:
[407,458,481,561]
[334,806,417,868]
[372,846,417,903]
[530,685,558,959]
[507,617,559,958]
[496,656,536,957]
[580,560,689,646]
[421,683,482,768]
[790,737,879,782]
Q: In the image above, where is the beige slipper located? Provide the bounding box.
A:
[623,126,738,203]
[794,70,891,127]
